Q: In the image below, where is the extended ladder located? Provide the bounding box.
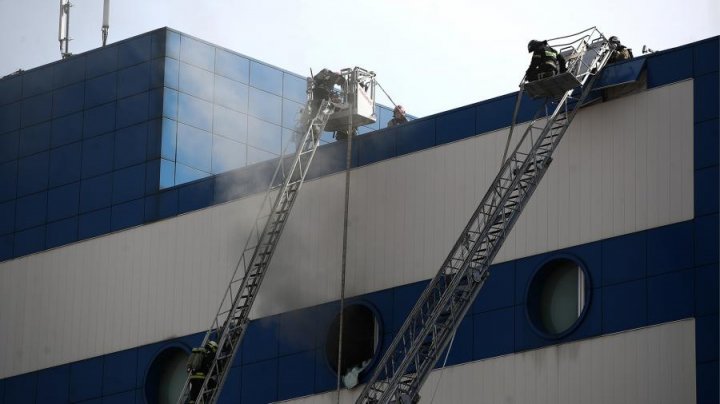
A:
[356,28,615,404]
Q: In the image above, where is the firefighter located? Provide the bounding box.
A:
[608,36,634,64]
[525,39,567,82]
[387,105,408,127]
[187,340,218,403]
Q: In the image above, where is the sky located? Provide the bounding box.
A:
[0,0,718,117]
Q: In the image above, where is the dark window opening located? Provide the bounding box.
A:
[145,347,188,404]
[325,304,379,388]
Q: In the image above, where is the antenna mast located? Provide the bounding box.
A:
[58,0,72,58]
[102,0,110,46]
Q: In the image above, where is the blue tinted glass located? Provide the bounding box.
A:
[215,49,249,83]
[283,73,308,104]
[163,88,178,119]
[179,35,214,71]
[151,59,165,89]
[0,131,19,163]
[22,93,53,126]
[249,62,283,95]
[214,75,248,112]
[116,92,149,129]
[49,142,82,187]
[151,29,166,59]
[53,82,85,118]
[81,132,115,178]
[161,118,177,160]
[357,125,375,135]
[19,122,51,157]
[176,123,212,171]
[118,34,151,68]
[0,75,22,105]
[86,45,118,79]
[79,173,112,212]
[85,72,117,108]
[175,163,210,184]
[17,152,49,196]
[247,117,282,154]
[177,93,212,131]
[47,182,80,222]
[166,30,181,59]
[46,216,78,248]
[281,128,299,155]
[0,102,21,134]
[179,62,214,101]
[282,99,304,130]
[213,105,247,142]
[117,62,151,99]
[148,87,163,119]
[53,56,86,89]
[247,146,277,165]
[0,200,15,235]
[51,112,82,147]
[248,88,281,125]
[114,123,147,169]
[379,106,393,128]
[84,102,116,138]
[0,161,18,202]
[22,66,53,97]
[164,58,179,89]
[15,191,47,230]
[159,159,175,188]
[212,135,246,173]
[320,131,335,143]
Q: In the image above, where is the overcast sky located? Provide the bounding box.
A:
[1,0,718,117]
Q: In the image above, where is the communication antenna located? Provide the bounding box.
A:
[58,0,72,58]
[102,0,110,46]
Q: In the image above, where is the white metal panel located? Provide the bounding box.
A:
[279,320,696,404]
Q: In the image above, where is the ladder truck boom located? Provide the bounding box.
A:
[356,28,615,404]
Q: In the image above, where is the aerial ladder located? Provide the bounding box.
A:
[177,67,377,404]
[356,27,616,404]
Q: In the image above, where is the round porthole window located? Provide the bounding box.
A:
[145,347,189,404]
[527,257,590,337]
[325,304,381,389]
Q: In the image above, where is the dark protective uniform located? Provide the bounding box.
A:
[525,40,567,82]
[311,69,344,114]
[187,342,218,403]
[608,36,634,64]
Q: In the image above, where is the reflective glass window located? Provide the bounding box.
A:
[22,93,53,126]
[175,163,210,184]
[282,98,304,130]
[53,82,85,118]
[151,59,165,89]
[0,102,21,134]
[22,66,53,97]
[247,145,278,165]
[212,135,246,173]
[177,93,212,131]
[179,63,214,101]
[320,131,335,144]
[214,76,248,112]
[19,122,51,157]
[164,58,179,90]
[248,88,281,125]
[160,159,175,189]
[163,88,179,119]
[84,102,116,138]
[166,31,181,59]
[114,123,147,169]
[378,106,393,128]
[53,56,86,89]
[176,123,212,172]
[118,34,152,69]
[215,49,249,84]
[17,152,49,196]
[86,45,118,79]
[213,105,247,142]
[283,73,308,104]
[281,128,299,155]
[51,112,83,147]
[0,131,19,163]
[85,72,117,108]
[117,62,151,99]
[116,92,149,129]
[249,62,283,95]
[161,118,177,160]
[247,117,282,155]
[179,35,215,71]
[0,75,22,105]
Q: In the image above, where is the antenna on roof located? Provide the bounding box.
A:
[102,0,110,46]
[58,0,72,58]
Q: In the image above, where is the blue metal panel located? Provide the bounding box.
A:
[277,351,315,401]
[53,55,86,89]
[0,200,13,235]
[694,72,719,123]
[14,225,45,256]
[305,141,346,180]
[395,119,436,156]
[46,217,78,249]
[47,182,80,221]
[647,269,694,325]
[17,151,49,196]
[80,173,113,213]
[3,373,36,404]
[82,133,115,178]
[49,142,82,187]
[78,208,111,240]
[308,301,340,349]
[0,102,21,134]
[0,75,22,106]
[441,315,473,366]
[563,286,602,343]
[602,232,647,286]
[52,82,85,118]
[241,359,278,404]
[0,234,12,261]
[22,65,53,97]
[473,307,515,360]
[19,122,51,157]
[696,314,719,363]
[116,92,149,129]
[472,261,515,313]
[51,111,83,147]
[217,366,241,404]
[146,121,163,163]
[15,191,47,230]
[177,177,214,214]
[0,161,17,202]
[696,264,719,316]
[562,242,602,285]
[102,390,136,404]
[36,365,69,404]
[85,72,117,108]
[277,310,321,356]
[513,304,547,351]
[647,221,694,276]
[356,130,396,166]
[118,34,152,69]
[157,188,178,219]
[696,166,719,216]
[241,317,279,364]
[114,124,148,170]
[476,95,514,135]
[111,162,144,210]
[151,29,166,59]
[593,58,646,90]
[103,349,138,396]
[313,347,336,393]
[164,59,179,91]
[84,102,116,139]
[697,361,719,404]
[0,131,18,163]
[86,46,118,79]
[21,92,53,126]
[646,47,693,88]
[392,281,427,332]
[694,38,719,76]
[436,106,475,145]
[360,289,394,337]
[695,214,719,266]
[111,198,145,231]
[695,119,719,169]
[601,279,647,333]
[514,252,550,304]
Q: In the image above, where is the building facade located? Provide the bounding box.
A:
[0,29,717,404]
